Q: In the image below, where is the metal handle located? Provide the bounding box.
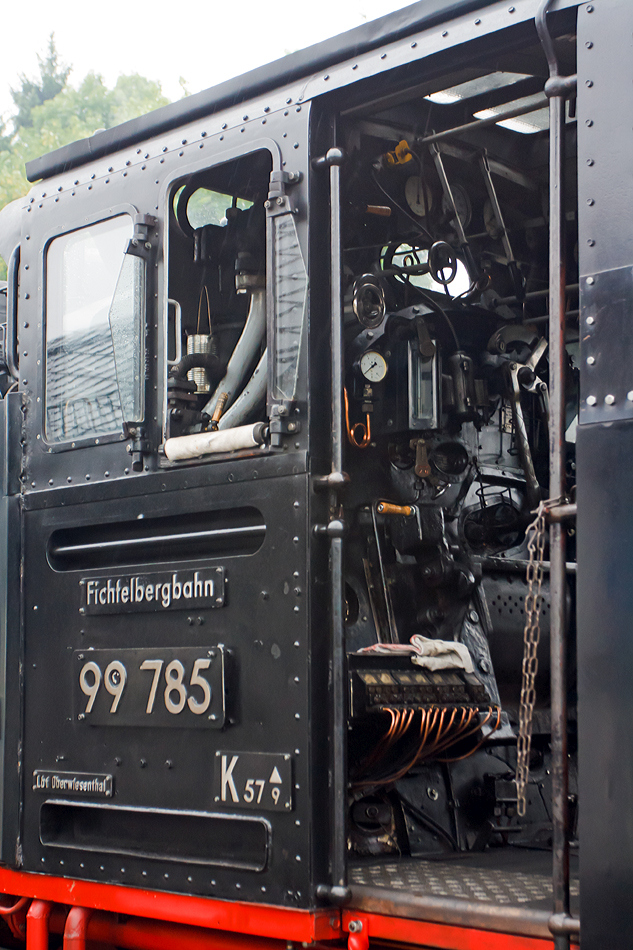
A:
[313,146,348,889]
[167,298,182,366]
[536,2,571,946]
[328,147,347,890]
[6,245,19,381]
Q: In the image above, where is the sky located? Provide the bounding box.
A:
[1,0,412,122]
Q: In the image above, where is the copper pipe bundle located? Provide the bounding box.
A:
[353,705,501,787]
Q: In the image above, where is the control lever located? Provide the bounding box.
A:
[430,142,480,284]
[479,151,524,300]
[410,438,432,478]
[507,337,548,508]
[414,316,436,361]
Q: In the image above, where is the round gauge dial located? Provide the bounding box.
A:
[405,175,434,217]
[360,351,388,383]
[441,183,472,232]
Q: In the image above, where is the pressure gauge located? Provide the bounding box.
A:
[405,175,433,217]
[360,351,388,383]
[442,183,472,231]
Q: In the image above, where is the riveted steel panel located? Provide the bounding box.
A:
[578,267,633,424]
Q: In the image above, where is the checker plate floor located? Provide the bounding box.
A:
[350,852,579,909]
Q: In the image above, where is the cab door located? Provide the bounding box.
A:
[17,104,324,907]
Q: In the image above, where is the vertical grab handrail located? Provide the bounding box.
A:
[313,146,348,889]
[536,2,577,948]
[328,147,347,889]
[6,245,20,381]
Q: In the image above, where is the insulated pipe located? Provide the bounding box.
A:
[63,906,93,950]
[164,422,268,461]
[536,2,571,948]
[26,900,52,950]
[218,350,268,430]
[204,289,266,418]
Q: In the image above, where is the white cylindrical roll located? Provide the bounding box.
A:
[218,350,268,430]
[164,423,267,461]
[203,289,266,418]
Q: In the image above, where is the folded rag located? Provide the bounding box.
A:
[358,634,474,674]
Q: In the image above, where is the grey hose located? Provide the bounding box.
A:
[203,289,266,417]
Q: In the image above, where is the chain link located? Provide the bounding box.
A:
[515,499,555,817]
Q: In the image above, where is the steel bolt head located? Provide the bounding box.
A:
[605,394,616,405]
[587,316,595,325]
[587,356,596,365]
[586,395,597,406]
[627,391,633,402]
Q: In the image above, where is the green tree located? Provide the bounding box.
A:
[10,34,71,131]
[0,45,170,277]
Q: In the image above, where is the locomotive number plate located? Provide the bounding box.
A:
[74,647,225,728]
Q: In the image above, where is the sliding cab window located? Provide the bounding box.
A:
[167,152,271,448]
[45,214,146,444]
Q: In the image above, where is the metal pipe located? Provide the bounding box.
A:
[536,2,571,946]
[548,503,577,524]
[26,900,52,950]
[51,910,285,950]
[550,913,581,938]
[548,96,571,950]
[63,906,93,950]
[327,147,347,888]
[348,885,578,940]
[497,283,579,306]
[523,310,579,326]
[419,97,548,146]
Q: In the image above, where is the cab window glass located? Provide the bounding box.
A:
[45,215,134,443]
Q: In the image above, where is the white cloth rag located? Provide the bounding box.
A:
[358,634,474,674]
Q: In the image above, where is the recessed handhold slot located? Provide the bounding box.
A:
[40,800,269,871]
[48,506,265,571]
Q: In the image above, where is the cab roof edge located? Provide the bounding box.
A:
[26,0,498,183]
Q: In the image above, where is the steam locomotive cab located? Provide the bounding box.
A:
[0,0,628,948]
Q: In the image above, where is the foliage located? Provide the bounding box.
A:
[0,37,171,277]
[10,34,71,132]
